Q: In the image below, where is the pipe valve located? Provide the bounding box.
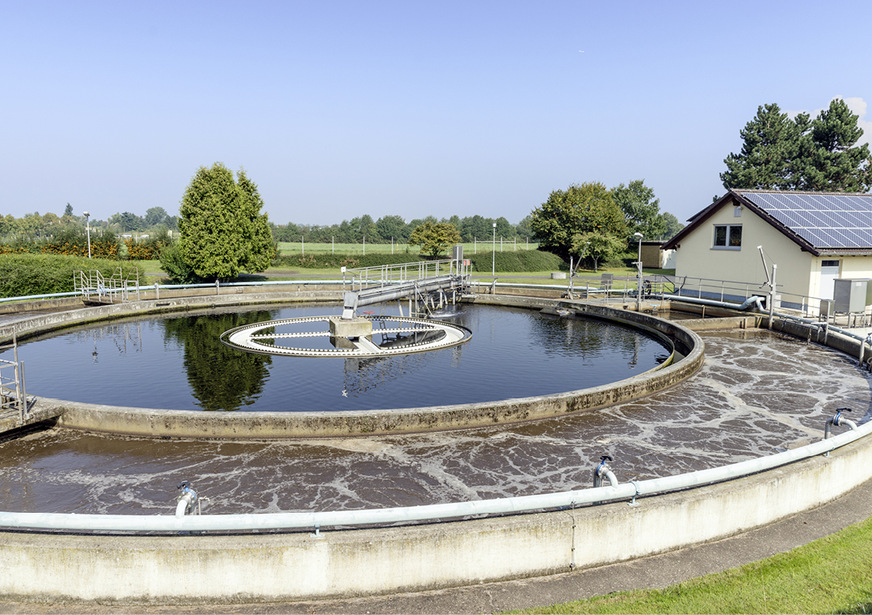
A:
[825,407,858,440]
[176,480,199,517]
[593,455,618,488]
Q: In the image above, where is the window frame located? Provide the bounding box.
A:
[713,224,742,250]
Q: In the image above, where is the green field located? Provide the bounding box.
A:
[277,240,539,256]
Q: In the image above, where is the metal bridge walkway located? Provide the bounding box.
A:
[341,258,470,319]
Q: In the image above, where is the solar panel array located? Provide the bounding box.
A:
[736,191,872,249]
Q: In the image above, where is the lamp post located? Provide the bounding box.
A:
[83,211,92,259]
[634,232,643,311]
[492,222,497,277]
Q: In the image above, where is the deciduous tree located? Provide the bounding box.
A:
[572,231,624,272]
[660,212,684,240]
[375,215,408,243]
[408,221,462,257]
[611,180,667,241]
[529,182,626,261]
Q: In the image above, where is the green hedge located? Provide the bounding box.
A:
[467,250,564,273]
[0,254,148,298]
[274,249,565,273]
[273,253,420,269]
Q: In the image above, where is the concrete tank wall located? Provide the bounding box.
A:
[18,294,706,438]
[1,430,869,604]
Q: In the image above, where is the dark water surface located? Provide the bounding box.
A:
[9,304,669,411]
[0,327,869,515]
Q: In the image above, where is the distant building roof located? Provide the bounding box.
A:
[663,190,872,256]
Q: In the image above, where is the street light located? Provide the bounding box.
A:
[83,211,91,259]
[634,232,643,311]
[492,222,497,277]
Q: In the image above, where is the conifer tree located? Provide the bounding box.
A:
[721,99,872,193]
[178,163,273,281]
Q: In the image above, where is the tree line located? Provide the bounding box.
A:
[271,214,530,244]
[0,206,177,241]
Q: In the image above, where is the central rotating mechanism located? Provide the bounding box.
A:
[220,314,472,358]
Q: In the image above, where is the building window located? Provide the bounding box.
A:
[713,225,742,249]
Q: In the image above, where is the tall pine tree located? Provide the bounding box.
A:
[798,99,872,192]
[721,99,872,193]
[721,104,801,190]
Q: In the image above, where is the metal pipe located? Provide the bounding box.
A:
[634,232,643,312]
[660,294,765,312]
[592,456,618,488]
[773,311,868,344]
[175,481,198,517]
[825,408,859,440]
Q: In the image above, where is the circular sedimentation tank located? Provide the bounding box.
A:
[10,297,701,438]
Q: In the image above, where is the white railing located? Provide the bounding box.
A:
[74,268,141,303]
[663,274,852,321]
[343,259,469,291]
[0,330,28,421]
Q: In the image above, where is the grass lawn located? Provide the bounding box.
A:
[136,259,164,275]
[512,515,872,614]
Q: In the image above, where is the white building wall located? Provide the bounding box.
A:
[674,198,815,300]
[837,258,872,281]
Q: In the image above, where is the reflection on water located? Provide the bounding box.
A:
[0,329,868,515]
[8,304,668,412]
[162,311,274,411]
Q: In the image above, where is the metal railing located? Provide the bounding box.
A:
[73,268,141,304]
[662,274,863,322]
[343,259,469,292]
[0,330,28,421]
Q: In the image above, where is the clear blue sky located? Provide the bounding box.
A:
[3,0,871,227]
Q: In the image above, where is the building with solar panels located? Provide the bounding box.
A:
[662,190,872,310]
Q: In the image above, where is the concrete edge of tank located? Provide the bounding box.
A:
[10,292,704,439]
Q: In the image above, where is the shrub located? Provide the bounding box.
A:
[0,254,147,298]
[158,243,201,284]
[39,229,119,259]
[467,249,565,273]
[124,232,172,260]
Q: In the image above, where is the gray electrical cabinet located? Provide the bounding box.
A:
[833,279,870,313]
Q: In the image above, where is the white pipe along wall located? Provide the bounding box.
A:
[0,423,870,603]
